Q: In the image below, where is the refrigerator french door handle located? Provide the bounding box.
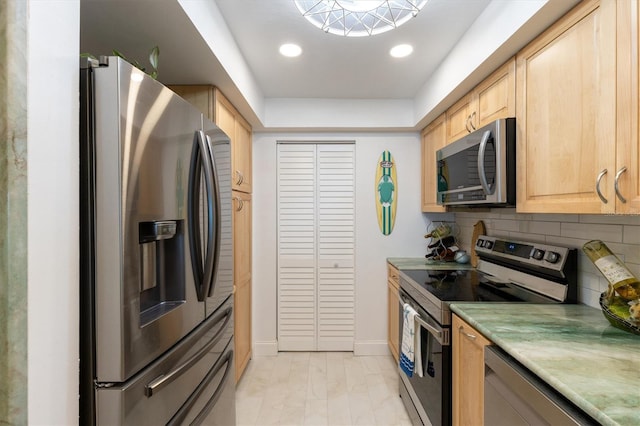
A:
[187,130,216,301]
[187,132,204,299]
[144,306,232,397]
[167,349,234,426]
[204,134,222,298]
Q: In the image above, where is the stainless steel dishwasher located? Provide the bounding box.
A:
[484,346,598,426]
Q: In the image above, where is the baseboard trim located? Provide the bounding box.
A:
[252,340,391,356]
[353,340,391,356]
[252,340,278,356]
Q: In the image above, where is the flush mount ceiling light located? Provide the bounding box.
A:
[294,0,428,37]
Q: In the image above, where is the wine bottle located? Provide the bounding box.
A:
[424,224,451,240]
[582,240,640,301]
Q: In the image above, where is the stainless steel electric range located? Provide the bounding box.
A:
[397,235,577,426]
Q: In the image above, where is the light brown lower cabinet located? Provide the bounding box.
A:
[452,314,492,426]
[387,263,400,362]
[233,192,251,382]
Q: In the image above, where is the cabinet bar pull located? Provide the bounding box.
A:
[614,167,627,203]
[459,326,477,340]
[469,112,476,130]
[595,169,608,204]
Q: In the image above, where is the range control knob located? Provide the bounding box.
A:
[476,239,484,247]
[544,251,561,264]
[532,249,545,260]
[483,240,494,249]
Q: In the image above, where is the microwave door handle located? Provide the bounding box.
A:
[477,130,495,195]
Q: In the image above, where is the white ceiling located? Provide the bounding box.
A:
[80,0,579,131]
[213,0,491,99]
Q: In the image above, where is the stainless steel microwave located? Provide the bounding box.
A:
[436,117,516,206]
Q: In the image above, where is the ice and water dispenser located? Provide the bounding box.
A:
[138,220,185,326]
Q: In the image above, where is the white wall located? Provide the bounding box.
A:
[252,132,448,356]
[27,1,80,424]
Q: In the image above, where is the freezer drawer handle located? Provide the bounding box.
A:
[167,349,234,426]
[144,306,232,397]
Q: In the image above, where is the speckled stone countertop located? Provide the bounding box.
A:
[387,257,473,270]
[450,303,640,426]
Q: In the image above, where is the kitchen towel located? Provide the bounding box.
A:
[399,303,423,378]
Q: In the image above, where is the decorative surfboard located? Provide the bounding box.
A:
[375,150,397,235]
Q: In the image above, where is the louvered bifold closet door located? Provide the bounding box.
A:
[277,144,355,351]
[277,145,317,350]
[317,144,354,351]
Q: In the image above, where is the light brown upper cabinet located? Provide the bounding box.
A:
[421,113,447,212]
[515,0,640,213]
[169,85,253,193]
[616,0,640,213]
[214,91,253,194]
[446,58,516,144]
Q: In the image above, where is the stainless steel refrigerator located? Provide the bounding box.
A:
[80,56,235,425]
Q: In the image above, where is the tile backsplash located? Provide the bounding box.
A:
[439,209,640,308]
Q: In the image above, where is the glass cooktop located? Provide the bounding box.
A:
[400,268,554,304]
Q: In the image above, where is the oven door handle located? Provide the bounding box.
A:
[399,292,449,346]
[415,314,449,346]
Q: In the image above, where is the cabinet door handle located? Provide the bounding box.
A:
[595,169,608,204]
[233,196,244,211]
[459,326,477,340]
[614,166,627,203]
[469,111,476,130]
[465,115,472,133]
[235,170,244,185]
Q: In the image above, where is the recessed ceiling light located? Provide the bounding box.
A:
[279,43,302,58]
[390,44,414,58]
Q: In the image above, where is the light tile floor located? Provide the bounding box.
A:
[236,352,412,426]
